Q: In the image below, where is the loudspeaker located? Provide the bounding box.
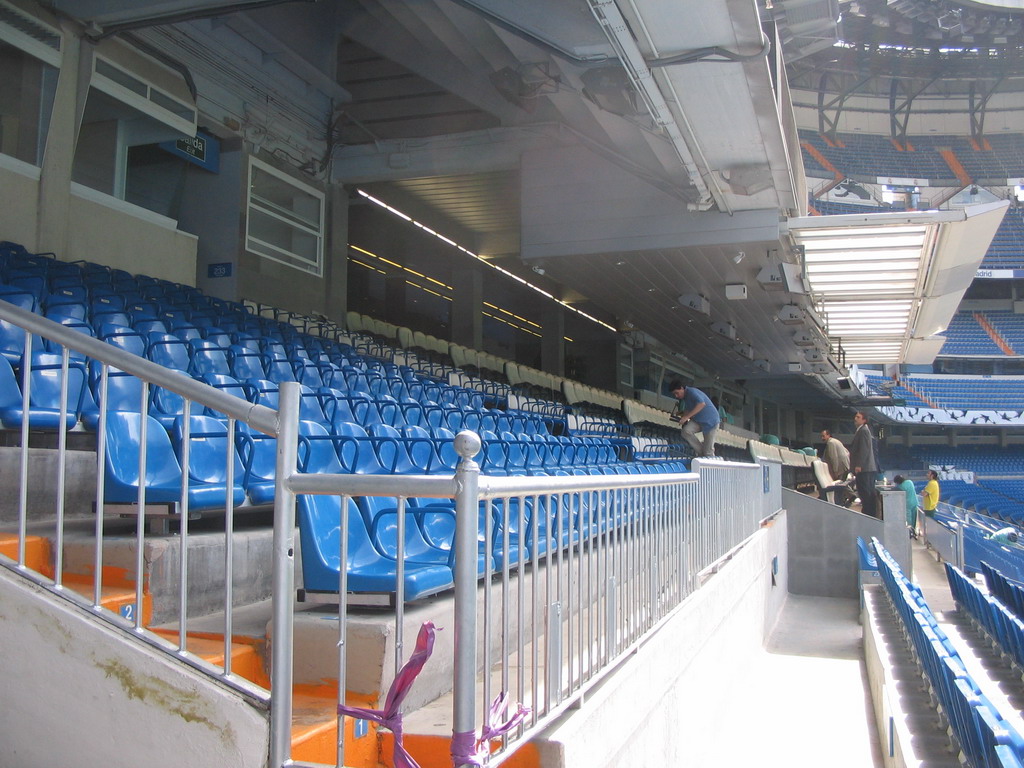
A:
[837,377,852,391]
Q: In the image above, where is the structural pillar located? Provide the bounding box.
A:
[383,273,408,327]
[324,185,350,325]
[36,22,92,257]
[451,267,482,351]
[541,303,565,377]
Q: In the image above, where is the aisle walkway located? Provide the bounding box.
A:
[725,594,883,768]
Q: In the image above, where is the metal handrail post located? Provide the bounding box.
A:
[269,382,300,767]
[451,431,482,767]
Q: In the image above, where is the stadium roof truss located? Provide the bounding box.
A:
[787,200,1009,366]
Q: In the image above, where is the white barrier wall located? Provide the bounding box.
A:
[536,512,788,768]
[0,569,269,767]
[0,161,197,286]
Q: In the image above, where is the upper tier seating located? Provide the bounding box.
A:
[800,129,1024,184]
[876,373,1024,410]
[939,312,1005,357]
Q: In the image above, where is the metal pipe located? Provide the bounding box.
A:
[135,381,149,632]
[54,348,70,586]
[93,366,108,608]
[451,431,482,767]
[336,494,351,768]
[179,400,191,653]
[0,301,277,435]
[16,330,31,568]
[269,382,300,768]
[224,417,236,677]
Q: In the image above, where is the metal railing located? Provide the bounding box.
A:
[0,299,783,767]
[928,501,1024,583]
[0,299,276,704]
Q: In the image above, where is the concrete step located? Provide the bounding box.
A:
[169,600,386,767]
[291,684,380,767]
[59,524,277,625]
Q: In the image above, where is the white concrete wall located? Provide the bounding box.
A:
[863,586,915,768]
[786,489,886,599]
[0,158,41,249]
[67,185,198,285]
[0,161,197,285]
[535,512,788,768]
[0,568,269,767]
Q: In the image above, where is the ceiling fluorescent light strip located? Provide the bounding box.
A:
[358,189,615,332]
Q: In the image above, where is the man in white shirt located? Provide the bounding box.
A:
[820,428,850,481]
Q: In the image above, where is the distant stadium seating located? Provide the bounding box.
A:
[801,131,1024,269]
[939,312,1005,357]
[801,129,1024,185]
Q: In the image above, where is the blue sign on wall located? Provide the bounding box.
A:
[208,262,232,279]
[159,130,220,173]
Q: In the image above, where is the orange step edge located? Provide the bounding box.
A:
[0,533,52,577]
[149,628,268,687]
[291,684,381,768]
[1,534,154,624]
[136,632,386,768]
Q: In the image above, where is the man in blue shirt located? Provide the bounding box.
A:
[669,379,720,458]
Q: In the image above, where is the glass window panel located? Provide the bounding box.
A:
[0,39,57,166]
[246,158,324,276]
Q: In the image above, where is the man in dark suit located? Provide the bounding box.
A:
[850,411,879,518]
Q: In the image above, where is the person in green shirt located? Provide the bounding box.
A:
[893,474,919,538]
[985,527,1021,548]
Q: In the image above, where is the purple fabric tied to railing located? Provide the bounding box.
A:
[338,621,438,768]
[451,691,530,767]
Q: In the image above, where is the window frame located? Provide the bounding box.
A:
[246,156,325,277]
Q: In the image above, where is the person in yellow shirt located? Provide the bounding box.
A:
[921,470,940,518]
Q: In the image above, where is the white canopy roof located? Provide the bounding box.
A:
[787,200,1009,366]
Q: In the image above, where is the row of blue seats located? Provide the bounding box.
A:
[873,539,1024,767]
[937,480,1024,523]
[297,456,689,600]
[103,412,471,512]
[800,130,1024,182]
[0,344,563,442]
[0,243,645,450]
[946,563,1024,700]
[103,404,662,513]
[0,244,616,440]
[910,448,1024,473]
[981,562,1024,626]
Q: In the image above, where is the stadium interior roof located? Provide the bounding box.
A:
[49,0,1024,406]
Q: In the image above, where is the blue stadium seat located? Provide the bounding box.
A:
[236,427,277,505]
[146,332,191,370]
[169,414,246,507]
[83,365,145,430]
[0,352,88,430]
[0,283,37,363]
[228,345,266,381]
[99,324,146,356]
[188,339,230,377]
[103,411,236,511]
[295,493,454,599]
